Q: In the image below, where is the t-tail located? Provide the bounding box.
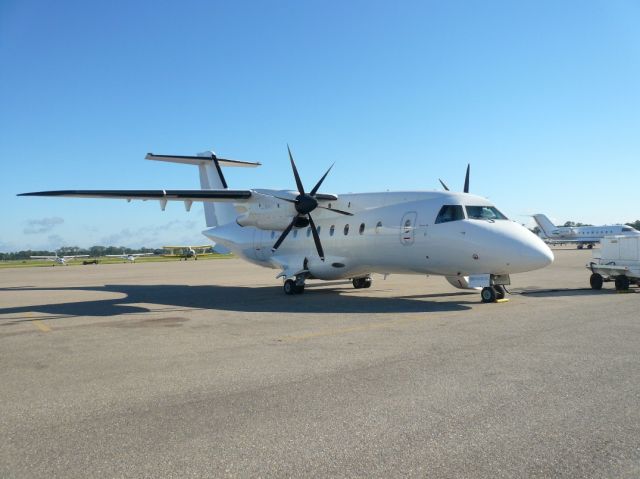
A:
[145,152,260,227]
[532,214,558,237]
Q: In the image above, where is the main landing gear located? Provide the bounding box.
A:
[480,284,506,303]
[283,278,305,295]
[352,277,372,289]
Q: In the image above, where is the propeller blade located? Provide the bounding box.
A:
[310,163,334,196]
[272,218,297,251]
[463,164,470,193]
[307,214,325,260]
[439,179,450,191]
[287,144,305,195]
[317,205,353,216]
[269,195,297,204]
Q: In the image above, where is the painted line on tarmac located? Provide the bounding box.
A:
[33,320,51,333]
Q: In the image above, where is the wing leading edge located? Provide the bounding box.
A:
[18,189,252,202]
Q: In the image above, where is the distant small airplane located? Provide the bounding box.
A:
[106,252,154,263]
[19,147,554,302]
[163,245,212,260]
[30,253,89,265]
[533,214,640,249]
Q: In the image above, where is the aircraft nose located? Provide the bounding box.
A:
[522,238,554,270]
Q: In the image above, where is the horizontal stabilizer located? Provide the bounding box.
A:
[145,153,261,168]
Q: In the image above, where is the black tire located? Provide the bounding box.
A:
[352,278,364,289]
[577,244,584,250]
[494,284,506,300]
[590,273,603,290]
[284,279,297,295]
[587,244,593,249]
[481,287,496,303]
[363,278,372,288]
[294,284,305,294]
[615,275,630,291]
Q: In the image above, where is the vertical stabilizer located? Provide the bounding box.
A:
[533,214,557,237]
[145,151,260,227]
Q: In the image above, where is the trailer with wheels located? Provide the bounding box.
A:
[586,236,640,291]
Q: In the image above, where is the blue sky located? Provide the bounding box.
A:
[1,0,639,252]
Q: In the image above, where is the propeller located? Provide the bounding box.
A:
[439,164,470,193]
[271,145,352,260]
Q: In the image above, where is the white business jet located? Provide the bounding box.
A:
[533,214,640,249]
[30,253,89,265]
[20,148,553,302]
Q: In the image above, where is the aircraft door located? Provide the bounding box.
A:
[400,212,418,245]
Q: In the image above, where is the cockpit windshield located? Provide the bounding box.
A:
[465,206,508,221]
[435,205,465,224]
[622,226,635,232]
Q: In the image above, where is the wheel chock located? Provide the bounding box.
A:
[496,298,510,303]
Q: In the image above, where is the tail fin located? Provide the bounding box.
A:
[532,214,557,237]
[145,152,260,227]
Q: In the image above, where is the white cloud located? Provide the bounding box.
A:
[99,219,203,248]
[23,217,64,234]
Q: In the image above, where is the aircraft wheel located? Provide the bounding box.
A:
[481,286,497,303]
[494,284,506,300]
[363,278,372,288]
[294,284,305,294]
[615,275,630,291]
[577,245,584,250]
[284,279,297,295]
[587,244,593,249]
[352,278,364,289]
[589,273,603,290]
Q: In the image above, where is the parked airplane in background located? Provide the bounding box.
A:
[163,245,212,260]
[20,148,553,302]
[30,253,89,265]
[106,252,154,263]
[533,214,640,249]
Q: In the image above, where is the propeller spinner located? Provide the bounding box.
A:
[271,146,352,260]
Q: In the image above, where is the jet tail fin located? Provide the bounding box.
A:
[145,152,260,227]
[532,214,557,237]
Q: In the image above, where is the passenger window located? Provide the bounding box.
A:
[435,205,465,224]
[270,231,275,239]
[375,221,382,233]
[306,227,311,237]
[359,223,365,235]
[293,229,298,238]
[330,225,335,236]
[344,224,350,235]
[316,226,321,235]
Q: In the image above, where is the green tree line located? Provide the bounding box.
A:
[0,246,164,261]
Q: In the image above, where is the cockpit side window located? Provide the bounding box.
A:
[622,226,633,232]
[465,206,508,220]
[435,205,465,224]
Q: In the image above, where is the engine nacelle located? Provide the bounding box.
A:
[236,210,293,230]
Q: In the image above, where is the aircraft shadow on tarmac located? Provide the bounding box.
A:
[0,284,475,320]
[515,287,637,297]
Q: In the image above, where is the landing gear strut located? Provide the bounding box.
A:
[352,277,372,289]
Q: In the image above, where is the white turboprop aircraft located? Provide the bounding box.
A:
[30,253,89,265]
[20,148,554,302]
[533,214,640,249]
[163,245,212,260]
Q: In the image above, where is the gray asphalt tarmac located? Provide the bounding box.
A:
[1,249,639,478]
